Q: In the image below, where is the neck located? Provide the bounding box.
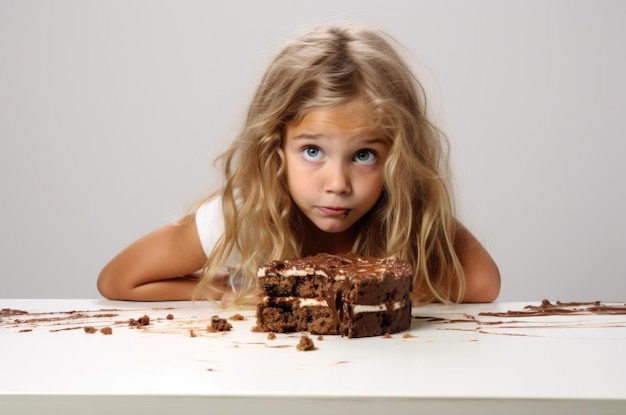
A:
[302,221,357,256]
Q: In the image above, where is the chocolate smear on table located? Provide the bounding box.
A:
[478,299,626,318]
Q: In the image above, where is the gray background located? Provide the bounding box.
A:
[1,0,624,301]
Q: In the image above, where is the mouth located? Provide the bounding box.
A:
[317,207,351,217]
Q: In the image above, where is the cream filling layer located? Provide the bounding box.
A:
[263,296,404,314]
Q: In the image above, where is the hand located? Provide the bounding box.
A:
[213,269,238,303]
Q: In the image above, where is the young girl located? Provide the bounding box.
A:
[98,24,500,305]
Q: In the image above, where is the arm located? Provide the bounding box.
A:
[454,222,501,303]
[97,215,208,301]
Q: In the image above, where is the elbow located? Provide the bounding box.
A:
[463,264,501,303]
[97,267,116,300]
[480,271,501,303]
[97,264,128,300]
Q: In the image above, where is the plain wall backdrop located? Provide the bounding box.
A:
[1,0,624,301]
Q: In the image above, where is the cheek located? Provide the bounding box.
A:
[285,159,309,195]
[359,173,385,203]
[288,171,315,195]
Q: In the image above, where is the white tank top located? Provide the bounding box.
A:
[194,196,242,267]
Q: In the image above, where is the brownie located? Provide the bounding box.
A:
[255,253,412,338]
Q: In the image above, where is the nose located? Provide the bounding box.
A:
[324,163,351,195]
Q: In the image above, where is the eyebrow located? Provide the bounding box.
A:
[291,133,388,145]
[290,133,323,140]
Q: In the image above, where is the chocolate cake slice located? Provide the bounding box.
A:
[255,253,413,338]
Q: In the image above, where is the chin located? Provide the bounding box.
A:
[311,221,352,234]
[317,227,347,234]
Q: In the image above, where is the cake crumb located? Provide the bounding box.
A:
[402,333,417,339]
[267,332,276,340]
[208,315,232,332]
[317,335,324,341]
[100,327,113,335]
[383,332,392,338]
[166,314,174,320]
[189,329,197,337]
[84,326,97,334]
[129,314,150,327]
[229,313,245,321]
[296,335,316,351]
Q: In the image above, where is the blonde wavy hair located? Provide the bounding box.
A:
[193,24,465,305]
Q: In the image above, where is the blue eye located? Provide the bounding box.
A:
[302,146,323,161]
[354,150,377,165]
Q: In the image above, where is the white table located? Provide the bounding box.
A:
[1,299,625,414]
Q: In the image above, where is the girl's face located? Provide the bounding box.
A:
[284,103,390,234]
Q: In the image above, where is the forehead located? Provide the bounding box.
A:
[286,101,380,137]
